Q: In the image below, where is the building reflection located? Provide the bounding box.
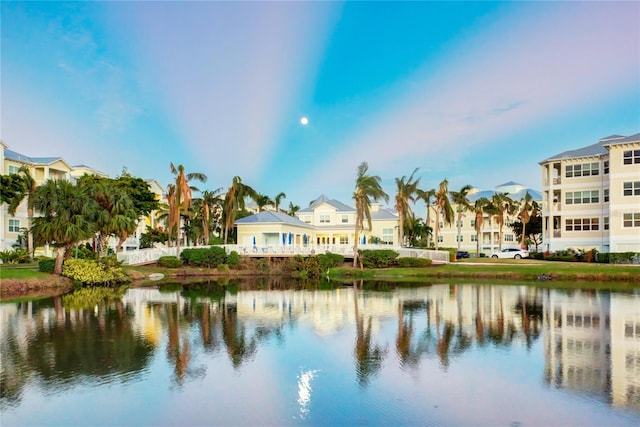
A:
[1,282,638,413]
[543,289,640,410]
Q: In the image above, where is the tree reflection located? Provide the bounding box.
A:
[221,303,257,368]
[353,283,387,387]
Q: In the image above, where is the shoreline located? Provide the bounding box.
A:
[2,262,638,301]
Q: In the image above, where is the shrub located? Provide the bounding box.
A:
[0,249,30,264]
[158,256,183,268]
[38,258,56,273]
[181,246,226,267]
[226,251,241,266]
[318,253,345,271]
[62,258,127,285]
[361,249,398,268]
[217,263,230,273]
[255,258,270,273]
[397,257,432,267]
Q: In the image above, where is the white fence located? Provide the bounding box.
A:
[117,244,450,266]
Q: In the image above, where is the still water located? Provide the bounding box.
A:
[1,279,639,427]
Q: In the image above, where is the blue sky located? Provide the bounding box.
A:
[2,1,639,210]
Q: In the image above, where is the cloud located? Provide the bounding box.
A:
[293,1,639,199]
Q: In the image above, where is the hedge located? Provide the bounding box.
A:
[158,256,183,268]
[361,250,398,268]
[397,257,432,267]
[181,246,226,267]
[38,258,56,273]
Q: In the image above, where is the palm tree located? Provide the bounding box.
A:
[198,188,223,244]
[222,176,256,244]
[353,162,388,268]
[254,193,273,212]
[450,184,473,251]
[78,177,137,258]
[394,168,420,247]
[416,188,436,247]
[472,198,490,257]
[433,179,454,250]
[31,180,96,274]
[169,163,207,255]
[7,166,37,259]
[273,192,286,212]
[287,201,300,217]
[517,192,539,248]
[491,192,516,251]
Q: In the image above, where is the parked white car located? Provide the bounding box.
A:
[490,248,529,259]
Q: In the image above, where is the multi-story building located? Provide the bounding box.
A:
[432,182,542,255]
[0,142,73,251]
[539,133,640,253]
[0,142,166,253]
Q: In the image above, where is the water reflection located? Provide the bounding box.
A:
[1,280,639,425]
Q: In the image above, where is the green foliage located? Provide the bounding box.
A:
[158,256,183,268]
[38,258,56,273]
[440,247,457,262]
[604,252,639,264]
[217,263,230,273]
[61,258,127,285]
[255,258,270,273]
[140,226,168,248]
[180,246,227,267]
[0,174,25,205]
[62,286,127,309]
[360,249,398,268]
[208,236,224,245]
[114,171,160,217]
[317,253,345,271]
[397,257,432,267]
[0,249,30,264]
[226,250,240,266]
[70,245,97,260]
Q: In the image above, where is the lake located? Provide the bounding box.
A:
[1,279,639,426]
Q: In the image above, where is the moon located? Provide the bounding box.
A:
[300,117,309,126]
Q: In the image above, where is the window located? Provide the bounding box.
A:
[8,219,20,232]
[623,150,640,165]
[505,234,514,242]
[8,165,20,175]
[319,214,330,223]
[604,217,609,230]
[303,216,311,224]
[623,181,640,196]
[566,218,599,231]
[566,191,598,205]
[439,221,444,228]
[339,236,348,244]
[604,160,609,174]
[456,235,463,242]
[471,235,477,242]
[470,219,476,228]
[623,212,640,228]
[604,189,609,203]
[341,215,349,223]
[566,162,599,177]
[382,228,394,243]
[456,220,463,228]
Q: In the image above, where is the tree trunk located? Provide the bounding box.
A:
[434,210,440,250]
[27,207,34,260]
[116,233,127,253]
[54,247,65,275]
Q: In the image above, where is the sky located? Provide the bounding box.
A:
[2,1,639,212]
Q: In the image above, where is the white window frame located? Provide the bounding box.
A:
[8,219,20,233]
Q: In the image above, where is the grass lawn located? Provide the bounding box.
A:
[0,264,52,280]
[331,259,640,285]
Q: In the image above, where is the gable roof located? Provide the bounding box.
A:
[236,210,314,228]
[298,194,355,213]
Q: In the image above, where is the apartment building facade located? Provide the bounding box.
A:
[0,142,164,253]
[539,133,640,253]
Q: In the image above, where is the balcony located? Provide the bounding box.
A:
[553,177,561,185]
